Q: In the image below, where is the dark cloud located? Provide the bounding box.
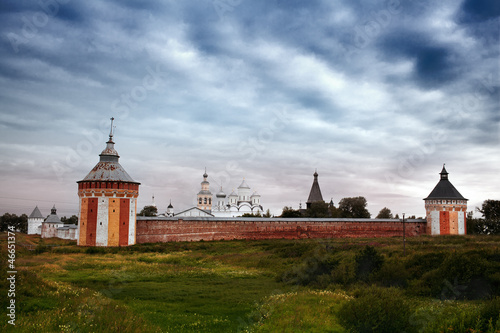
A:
[458,0,500,23]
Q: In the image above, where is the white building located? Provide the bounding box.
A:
[212,178,263,217]
[28,206,44,235]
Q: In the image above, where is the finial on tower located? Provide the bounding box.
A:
[109,117,115,139]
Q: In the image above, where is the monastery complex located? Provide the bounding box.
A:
[28,119,469,246]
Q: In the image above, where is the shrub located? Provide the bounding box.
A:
[85,246,107,254]
[355,246,384,282]
[279,254,338,287]
[338,286,415,333]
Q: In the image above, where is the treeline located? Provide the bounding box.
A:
[282,196,400,219]
[467,199,500,235]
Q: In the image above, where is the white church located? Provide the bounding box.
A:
[173,170,264,218]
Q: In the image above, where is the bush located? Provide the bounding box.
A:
[355,246,384,282]
[338,286,415,333]
[279,254,338,287]
[85,246,107,254]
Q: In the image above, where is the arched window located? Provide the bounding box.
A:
[209,198,211,204]
[204,198,207,204]
[199,198,202,204]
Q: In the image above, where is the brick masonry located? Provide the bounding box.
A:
[136,217,427,243]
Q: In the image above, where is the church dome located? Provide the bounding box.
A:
[238,179,250,189]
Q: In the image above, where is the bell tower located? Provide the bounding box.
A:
[197,168,212,212]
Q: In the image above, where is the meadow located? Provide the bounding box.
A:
[1,233,499,332]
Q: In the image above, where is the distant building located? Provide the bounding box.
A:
[28,206,44,235]
[211,178,263,217]
[197,169,213,211]
[175,207,214,217]
[306,171,324,209]
[76,118,140,246]
[41,205,65,238]
[424,165,468,235]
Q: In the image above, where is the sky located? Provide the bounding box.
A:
[0,0,498,219]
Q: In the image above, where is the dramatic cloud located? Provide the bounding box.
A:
[0,0,498,218]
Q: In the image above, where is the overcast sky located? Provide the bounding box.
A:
[0,0,498,218]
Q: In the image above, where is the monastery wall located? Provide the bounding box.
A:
[136,217,427,243]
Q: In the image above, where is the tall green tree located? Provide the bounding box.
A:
[0,213,28,233]
[338,197,371,218]
[138,205,158,217]
[281,206,302,218]
[376,207,393,219]
[61,215,79,225]
[477,200,500,220]
[305,201,330,218]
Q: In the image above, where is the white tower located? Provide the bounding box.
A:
[28,206,44,235]
[197,168,212,212]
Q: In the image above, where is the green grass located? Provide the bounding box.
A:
[1,233,500,332]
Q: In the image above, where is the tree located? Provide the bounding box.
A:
[138,205,158,217]
[477,200,500,220]
[61,215,79,225]
[281,206,302,218]
[338,197,371,218]
[394,213,400,219]
[305,201,330,218]
[376,207,393,219]
[263,209,272,218]
[0,213,28,233]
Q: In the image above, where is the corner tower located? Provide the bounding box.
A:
[424,165,468,235]
[28,206,44,235]
[197,169,212,212]
[77,118,140,246]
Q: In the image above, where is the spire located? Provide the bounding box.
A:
[100,117,119,162]
[167,199,173,209]
[50,204,57,215]
[109,117,115,140]
[152,194,156,207]
[203,167,208,178]
[440,163,448,180]
[306,170,324,208]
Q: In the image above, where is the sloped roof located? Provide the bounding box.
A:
[424,166,467,200]
[29,206,44,219]
[78,134,139,184]
[45,206,62,223]
[306,171,324,204]
[238,179,250,189]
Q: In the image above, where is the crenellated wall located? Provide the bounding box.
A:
[136,217,427,243]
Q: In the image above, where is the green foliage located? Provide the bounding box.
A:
[85,246,108,254]
[280,253,339,287]
[338,286,415,333]
[241,211,262,217]
[376,207,393,219]
[138,205,158,216]
[478,199,500,220]
[60,215,78,225]
[338,197,371,218]
[280,206,302,217]
[305,201,330,218]
[0,213,28,233]
[263,209,272,218]
[354,246,384,281]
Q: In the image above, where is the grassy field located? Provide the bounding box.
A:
[1,233,500,332]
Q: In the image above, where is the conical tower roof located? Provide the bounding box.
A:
[29,206,44,219]
[78,118,139,184]
[424,165,467,200]
[306,170,324,204]
[45,205,61,223]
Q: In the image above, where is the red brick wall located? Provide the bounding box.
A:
[136,218,427,243]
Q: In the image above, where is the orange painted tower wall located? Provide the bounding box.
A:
[424,199,467,235]
[78,182,139,246]
[77,118,140,247]
[423,165,467,236]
